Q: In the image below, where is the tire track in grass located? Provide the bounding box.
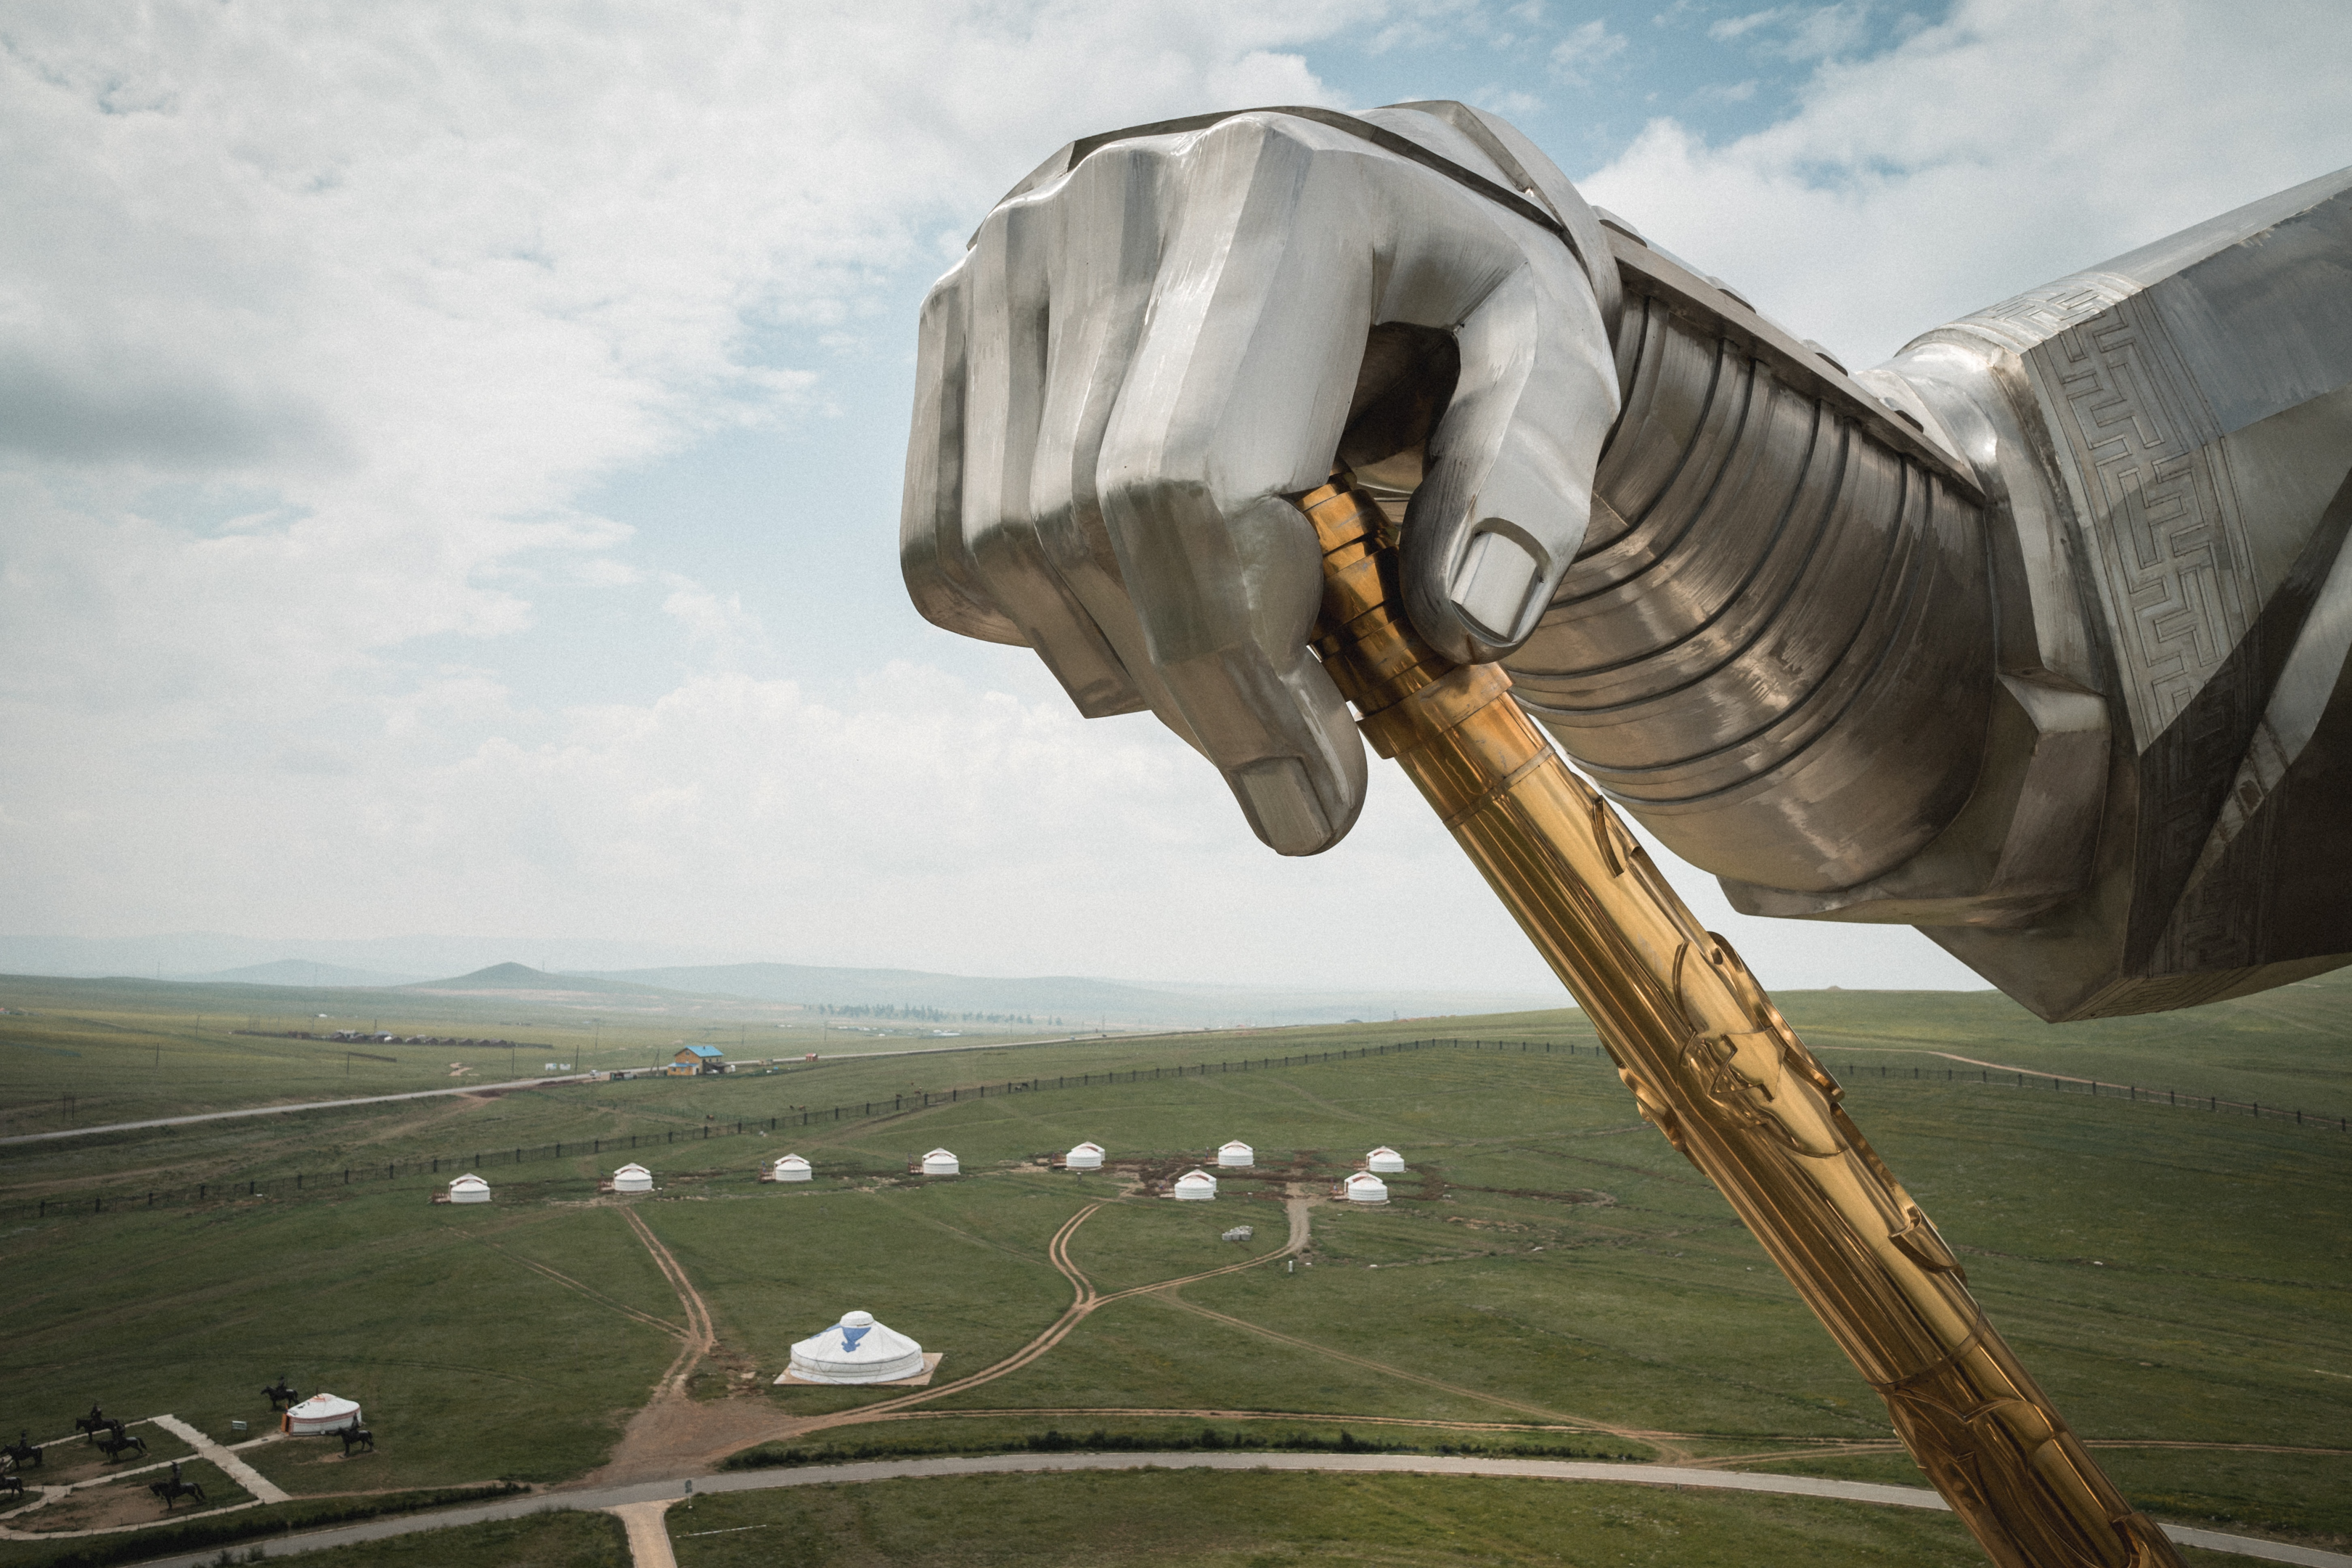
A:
[743,1197,1322,1457]
[468,1234,688,1342]
[1147,1290,1689,1462]
[621,1207,716,1397]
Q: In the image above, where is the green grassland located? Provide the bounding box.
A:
[292,1508,629,1567]
[663,1470,1992,1567]
[0,971,2347,1565]
[0,971,1076,1138]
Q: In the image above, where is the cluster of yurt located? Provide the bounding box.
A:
[783,1310,928,1384]
[920,1148,960,1176]
[1216,1140,1254,1169]
[1064,1140,1104,1171]
[1365,1146,1407,1174]
[282,1392,362,1436]
[769,1153,812,1183]
[1343,1171,1390,1203]
[1172,1168,1218,1201]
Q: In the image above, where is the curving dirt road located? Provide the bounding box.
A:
[589,1189,1321,1482]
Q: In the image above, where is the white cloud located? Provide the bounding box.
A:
[1550,17,1630,82]
[0,649,1567,987]
[1580,0,2352,364]
[1709,7,1787,41]
[0,1,1361,736]
[1707,3,1872,59]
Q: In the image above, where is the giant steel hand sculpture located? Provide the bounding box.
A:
[902,100,2352,1566]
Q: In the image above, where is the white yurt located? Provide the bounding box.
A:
[788,1310,926,1384]
[773,1153,812,1182]
[282,1392,362,1436]
[448,1173,491,1204]
[1216,1140,1254,1169]
[1365,1146,1407,1174]
[1172,1168,1218,1201]
[613,1163,653,1192]
[1065,1141,1104,1170]
[1344,1171,1390,1203]
[921,1148,960,1176]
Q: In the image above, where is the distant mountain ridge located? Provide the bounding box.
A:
[401,963,695,999]
[584,960,1557,1027]
[0,938,1564,1026]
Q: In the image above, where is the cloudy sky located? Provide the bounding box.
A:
[4,0,2348,993]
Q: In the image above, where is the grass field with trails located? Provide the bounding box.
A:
[0,972,2346,1564]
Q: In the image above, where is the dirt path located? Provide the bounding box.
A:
[579,1193,1327,1484]
[583,1211,776,1486]
[606,1500,680,1568]
[618,1210,715,1398]
[0,1074,596,1146]
[576,1185,2352,1495]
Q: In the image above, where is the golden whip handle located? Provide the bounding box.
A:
[1299,475,2181,1568]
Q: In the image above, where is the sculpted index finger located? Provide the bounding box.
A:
[901,262,1025,646]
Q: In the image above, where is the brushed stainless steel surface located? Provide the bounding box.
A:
[1506,267,1996,894]
[901,99,2352,1021]
[901,103,1621,857]
[1885,168,2352,1018]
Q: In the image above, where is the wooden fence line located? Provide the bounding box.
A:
[12,1038,2345,1223]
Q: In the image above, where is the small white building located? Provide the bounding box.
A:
[1216,1140,1254,1169]
[921,1148,960,1176]
[1344,1171,1390,1204]
[1365,1146,1407,1174]
[772,1153,812,1182]
[1172,1168,1218,1201]
[613,1163,653,1193]
[282,1392,362,1437]
[788,1310,926,1384]
[448,1173,491,1204]
[1064,1141,1104,1171]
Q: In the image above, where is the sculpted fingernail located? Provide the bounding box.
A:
[1229,758,1334,857]
[1449,527,1543,644]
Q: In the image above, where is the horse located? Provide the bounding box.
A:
[94,1427,147,1462]
[261,1376,299,1412]
[72,1406,108,1442]
[148,1462,205,1511]
[0,1471,22,1498]
[1,1432,38,1469]
[338,1424,374,1456]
